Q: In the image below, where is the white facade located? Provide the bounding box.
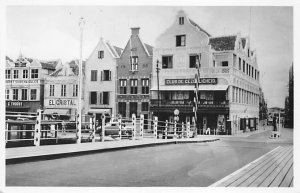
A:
[84,38,122,120]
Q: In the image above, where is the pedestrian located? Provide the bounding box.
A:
[273,116,277,131]
[206,127,211,135]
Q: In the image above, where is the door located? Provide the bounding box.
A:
[203,117,207,133]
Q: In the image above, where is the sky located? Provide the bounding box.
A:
[5,6,293,108]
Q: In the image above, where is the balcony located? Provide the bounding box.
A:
[150,99,229,113]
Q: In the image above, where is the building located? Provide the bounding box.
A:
[116,27,153,121]
[43,62,82,120]
[150,10,260,134]
[5,54,58,113]
[84,38,122,122]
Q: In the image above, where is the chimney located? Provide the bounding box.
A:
[131,27,140,35]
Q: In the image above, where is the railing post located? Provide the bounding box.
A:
[140,114,144,139]
[91,115,96,142]
[154,116,158,139]
[76,111,82,144]
[165,120,168,139]
[132,114,136,140]
[101,114,105,142]
[174,120,177,138]
[118,115,122,141]
[187,121,190,138]
[34,109,42,146]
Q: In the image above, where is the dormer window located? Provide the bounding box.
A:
[179,17,184,25]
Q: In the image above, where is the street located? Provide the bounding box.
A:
[6,127,293,187]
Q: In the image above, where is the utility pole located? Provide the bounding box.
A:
[156,60,160,117]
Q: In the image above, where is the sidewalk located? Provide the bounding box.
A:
[6,136,219,164]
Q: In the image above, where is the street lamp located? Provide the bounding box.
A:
[156,60,160,117]
[77,17,85,144]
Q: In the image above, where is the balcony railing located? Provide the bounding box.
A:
[150,99,229,108]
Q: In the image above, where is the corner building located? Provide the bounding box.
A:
[150,11,260,135]
[116,27,153,120]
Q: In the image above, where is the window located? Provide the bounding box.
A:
[129,102,138,117]
[13,70,19,79]
[189,55,200,68]
[130,56,138,71]
[118,102,126,117]
[61,85,66,97]
[23,69,28,79]
[120,79,127,94]
[21,89,28,100]
[142,79,149,94]
[176,35,186,47]
[98,50,104,59]
[50,85,55,96]
[243,60,245,73]
[179,17,184,25]
[13,89,18,100]
[102,92,109,105]
[31,69,39,79]
[248,49,250,57]
[221,61,228,67]
[91,70,97,81]
[6,90,9,100]
[30,89,37,100]
[251,66,254,78]
[90,92,97,105]
[255,69,257,80]
[142,102,149,111]
[101,70,111,81]
[246,63,249,75]
[213,60,216,67]
[130,79,138,94]
[5,70,11,79]
[73,84,78,97]
[239,58,241,70]
[162,56,173,69]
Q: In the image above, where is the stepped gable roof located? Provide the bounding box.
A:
[144,43,153,56]
[209,35,237,51]
[188,19,211,37]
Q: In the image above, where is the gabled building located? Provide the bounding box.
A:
[43,62,82,120]
[150,10,260,135]
[85,38,122,122]
[116,27,153,120]
[5,54,59,113]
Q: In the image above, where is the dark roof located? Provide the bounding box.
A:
[6,56,13,62]
[188,19,211,37]
[40,60,58,70]
[113,46,123,57]
[144,43,153,56]
[209,36,237,51]
[241,38,246,48]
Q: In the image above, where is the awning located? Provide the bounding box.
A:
[88,108,111,115]
[198,85,228,91]
[43,108,70,115]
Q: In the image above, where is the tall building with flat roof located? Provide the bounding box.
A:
[150,10,260,135]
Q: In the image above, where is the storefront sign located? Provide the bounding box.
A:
[6,79,40,84]
[6,101,23,107]
[45,99,77,108]
[165,78,217,85]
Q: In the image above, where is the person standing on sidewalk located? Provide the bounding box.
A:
[273,116,277,131]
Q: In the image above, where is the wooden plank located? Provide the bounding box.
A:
[248,147,293,187]
[262,150,293,187]
[227,146,287,187]
[289,176,293,187]
[279,163,294,187]
[210,146,284,187]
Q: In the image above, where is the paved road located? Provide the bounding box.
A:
[6,128,293,187]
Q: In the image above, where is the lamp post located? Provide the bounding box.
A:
[156,60,160,117]
[77,17,85,144]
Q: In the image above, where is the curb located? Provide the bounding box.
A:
[6,138,219,165]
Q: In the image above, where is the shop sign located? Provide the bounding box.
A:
[165,78,217,85]
[45,99,77,108]
[6,79,39,84]
[6,101,23,107]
